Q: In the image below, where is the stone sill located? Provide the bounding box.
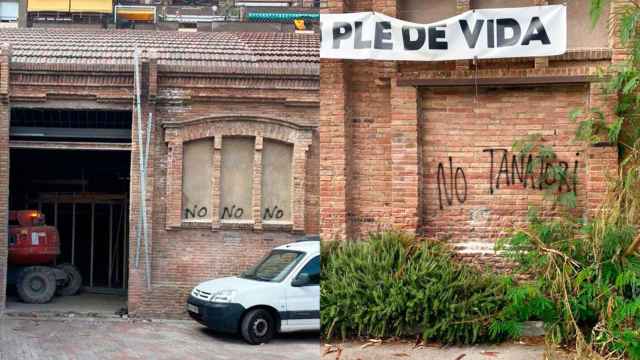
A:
[168,219,296,233]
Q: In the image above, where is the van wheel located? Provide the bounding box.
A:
[240,309,276,345]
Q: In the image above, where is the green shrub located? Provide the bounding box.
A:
[321,231,531,344]
[497,210,640,359]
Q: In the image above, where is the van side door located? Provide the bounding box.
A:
[283,255,320,331]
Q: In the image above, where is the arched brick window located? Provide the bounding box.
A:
[163,117,313,232]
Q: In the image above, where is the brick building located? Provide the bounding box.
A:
[17,0,320,32]
[0,29,319,316]
[320,0,622,262]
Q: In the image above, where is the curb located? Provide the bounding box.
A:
[1,311,193,324]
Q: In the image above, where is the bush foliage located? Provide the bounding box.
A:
[497,208,640,359]
[321,232,534,344]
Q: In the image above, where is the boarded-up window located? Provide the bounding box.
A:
[549,0,609,49]
[182,138,213,221]
[220,137,254,221]
[398,0,457,24]
[261,140,293,223]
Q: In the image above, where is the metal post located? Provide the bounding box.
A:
[53,202,58,265]
[133,49,144,269]
[71,203,76,266]
[108,204,113,288]
[114,203,124,284]
[123,201,128,290]
[90,202,95,289]
[133,49,152,289]
[143,113,152,288]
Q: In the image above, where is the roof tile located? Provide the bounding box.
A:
[0,28,319,76]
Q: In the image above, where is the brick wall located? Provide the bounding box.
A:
[0,45,10,311]
[347,62,392,236]
[128,115,318,316]
[319,60,351,240]
[319,0,621,265]
[420,85,588,251]
[126,80,319,318]
[0,51,319,316]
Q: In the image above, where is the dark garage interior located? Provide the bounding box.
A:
[10,149,131,290]
[5,108,132,313]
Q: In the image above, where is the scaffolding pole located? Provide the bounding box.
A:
[124,201,128,290]
[31,195,129,290]
[71,203,76,266]
[90,202,95,288]
[108,204,113,288]
[133,49,151,289]
[54,202,58,265]
[113,202,124,284]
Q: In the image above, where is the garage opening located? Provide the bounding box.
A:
[6,107,132,315]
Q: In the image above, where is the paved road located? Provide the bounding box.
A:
[0,316,320,360]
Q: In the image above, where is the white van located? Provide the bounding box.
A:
[186,238,320,344]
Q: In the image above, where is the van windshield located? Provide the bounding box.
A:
[240,250,305,282]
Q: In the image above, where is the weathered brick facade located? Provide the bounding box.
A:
[0,44,10,311]
[320,0,623,261]
[0,30,319,317]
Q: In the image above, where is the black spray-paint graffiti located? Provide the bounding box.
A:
[185,205,208,219]
[436,149,580,210]
[186,204,287,220]
[437,157,468,210]
[482,148,579,195]
[263,206,284,220]
[221,205,244,219]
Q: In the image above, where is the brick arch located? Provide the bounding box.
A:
[164,116,313,146]
[163,116,312,232]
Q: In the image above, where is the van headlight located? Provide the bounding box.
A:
[210,289,237,303]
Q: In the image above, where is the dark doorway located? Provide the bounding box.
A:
[9,149,131,291]
[5,107,132,315]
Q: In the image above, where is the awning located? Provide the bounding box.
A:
[27,0,70,12]
[70,0,112,14]
[115,6,155,22]
[245,12,319,22]
[0,1,19,21]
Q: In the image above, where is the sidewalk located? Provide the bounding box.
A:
[322,338,570,360]
[0,316,319,360]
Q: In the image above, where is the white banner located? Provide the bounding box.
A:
[320,5,566,61]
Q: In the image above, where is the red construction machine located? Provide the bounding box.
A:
[7,210,82,303]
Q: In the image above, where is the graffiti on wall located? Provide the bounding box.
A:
[185,205,208,219]
[437,157,468,210]
[263,205,285,220]
[436,148,580,210]
[184,204,288,220]
[482,148,579,195]
[222,205,245,219]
